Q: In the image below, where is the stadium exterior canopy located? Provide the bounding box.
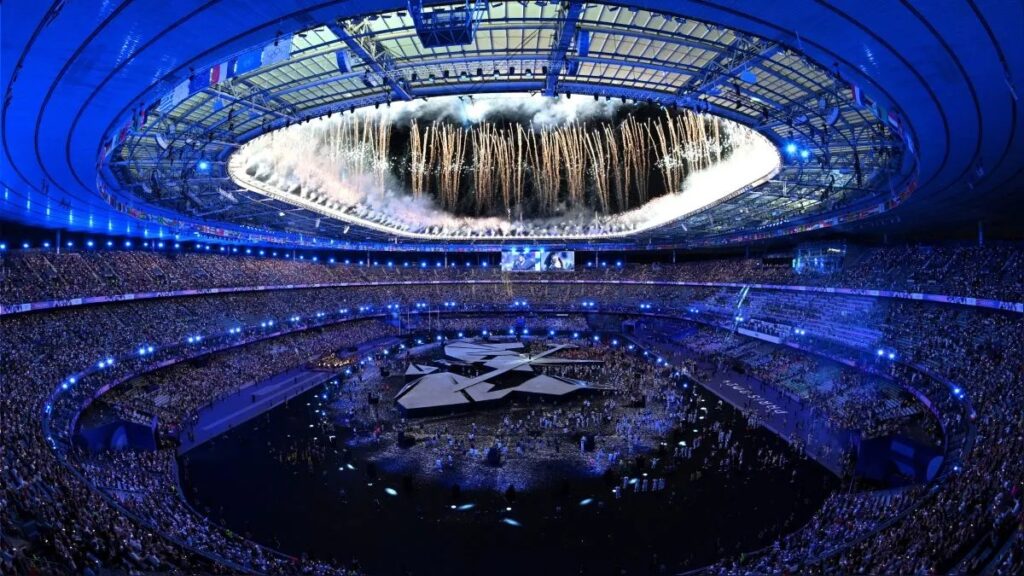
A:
[2,1,1021,251]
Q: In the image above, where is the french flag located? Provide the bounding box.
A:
[209,61,232,86]
[849,82,863,108]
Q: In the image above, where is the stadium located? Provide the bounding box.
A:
[1,1,1022,574]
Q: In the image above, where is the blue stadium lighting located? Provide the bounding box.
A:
[245,248,251,254]
[61,382,69,390]
[888,352,896,360]
[593,335,600,341]
[66,241,73,248]
[44,242,50,248]
[174,243,180,249]
[125,240,133,248]
[420,261,427,268]
[800,148,810,160]
[481,261,488,268]
[784,142,798,155]
[22,242,29,249]
[549,329,556,336]
[106,240,113,247]
[457,332,464,338]
[523,328,530,335]
[196,159,211,172]
[0,243,6,250]
[86,240,94,248]
[877,348,885,356]
[572,332,579,338]
[508,328,515,334]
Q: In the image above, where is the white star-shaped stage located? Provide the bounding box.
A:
[394,340,608,414]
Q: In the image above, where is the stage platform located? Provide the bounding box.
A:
[177,366,338,453]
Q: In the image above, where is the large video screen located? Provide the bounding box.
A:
[500,249,575,272]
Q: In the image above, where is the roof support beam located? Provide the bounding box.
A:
[328,21,412,101]
[679,41,781,100]
[544,1,584,96]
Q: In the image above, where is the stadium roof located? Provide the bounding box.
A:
[2,1,1022,250]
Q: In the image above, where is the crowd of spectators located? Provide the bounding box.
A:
[701,301,1023,574]
[1,247,1021,574]
[2,242,1021,306]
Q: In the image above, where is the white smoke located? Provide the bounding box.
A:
[231,94,780,239]
[367,93,624,128]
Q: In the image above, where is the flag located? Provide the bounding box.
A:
[849,82,863,107]
[158,79,190,113]
[576,29,591,58]
[233,50,262,75]
[887,110,903,135]
[209,61,232,85]
[143,101,158,124]
[871,100,887,124]
[190,70,210,93]
[336,50,353,73]
[261,35,293,67]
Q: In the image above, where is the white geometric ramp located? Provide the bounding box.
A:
[405,363,438,377]
[394,339,605,413]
